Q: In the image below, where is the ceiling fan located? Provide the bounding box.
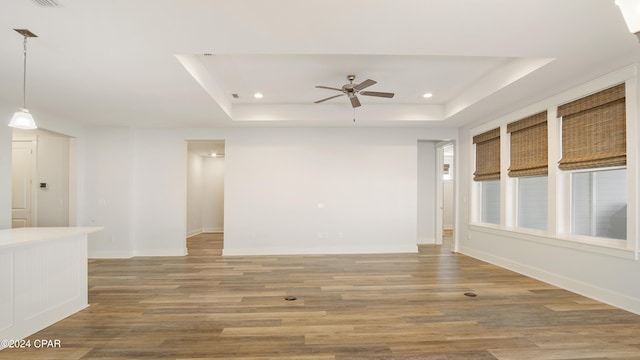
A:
[314,75,395,108]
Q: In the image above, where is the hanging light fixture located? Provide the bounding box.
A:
[9,29,38,130]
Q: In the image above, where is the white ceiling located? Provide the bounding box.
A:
[0,0,639,128]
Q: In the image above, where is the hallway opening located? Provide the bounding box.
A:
[186,140,225,252]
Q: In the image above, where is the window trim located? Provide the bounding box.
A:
[468,224,636,260]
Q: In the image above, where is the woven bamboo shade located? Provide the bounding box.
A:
[507,111,548,177]
[558,84,626,170]
[473,128,500,181]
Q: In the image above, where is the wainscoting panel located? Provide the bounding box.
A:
[0,252,13,333]
[0,233,89,341]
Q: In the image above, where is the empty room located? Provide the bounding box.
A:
[1,1,640,359]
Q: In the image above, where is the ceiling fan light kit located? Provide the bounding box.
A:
[314,75,395,108]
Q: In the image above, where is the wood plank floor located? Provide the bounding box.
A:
[3,233,640,359]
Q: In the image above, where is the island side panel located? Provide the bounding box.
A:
[1,233,88,341]
[0,252,13,335]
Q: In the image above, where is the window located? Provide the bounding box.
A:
[443,143,454,181]
[470,80,632,246]
[507,111,548,231]
[572,169,626,240]
[518,176,548,231]
[443,163,452,180]
[481,180,500,224]
[558,83,626,240]
[473,128,500,224]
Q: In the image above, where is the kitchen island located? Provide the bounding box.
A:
[0,227,102,342]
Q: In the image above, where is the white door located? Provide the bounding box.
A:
[12,141,35,228]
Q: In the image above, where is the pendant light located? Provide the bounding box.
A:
[9,29,38,130]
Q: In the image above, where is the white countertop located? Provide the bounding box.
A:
[0,227,103,250]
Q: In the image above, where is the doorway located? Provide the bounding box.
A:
[11,128,74,228]
[186,140,225,252]
[436,142,455,249]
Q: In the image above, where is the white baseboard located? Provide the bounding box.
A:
[186,229,202,238]
[90,247,187,258]
[417,237,436,245]
[88,250,134,259]
[187,228,223,237]
[223,245,417,256]
[133,247,188,257]
[459,245,640,316]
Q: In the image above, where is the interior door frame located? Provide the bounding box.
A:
[436,141,455,247]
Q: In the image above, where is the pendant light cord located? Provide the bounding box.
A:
[22,36,28,109]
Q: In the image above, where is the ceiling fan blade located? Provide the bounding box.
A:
[349,95,361,108]
[353,79,377,91]
[315,85,343,92]
[314,94,345,104]
[360,91,395,98]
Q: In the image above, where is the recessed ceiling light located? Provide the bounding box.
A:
[254,93,263,99]
[423,93,433,98]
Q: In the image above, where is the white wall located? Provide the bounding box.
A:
[46,125,455,257]
[224,128,423,255]
[0,117,456,257]
[443,180,454,230]
[0,119,11,229]
[417,141,437,244]
[83,127,133,258]
[186,151,204,237]
[35,134,70,227]
[131,129,189,256]
[202,156,224,233]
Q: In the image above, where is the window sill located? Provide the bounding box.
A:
[468,223,637,260]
